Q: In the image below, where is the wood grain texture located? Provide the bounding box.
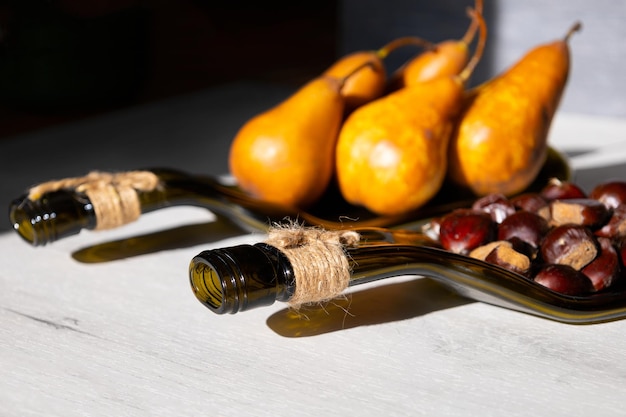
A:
[2,219,626,416]
[1,83,626,416]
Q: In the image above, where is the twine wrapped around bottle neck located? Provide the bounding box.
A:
[265,224,360,308]
[27,171,161,230]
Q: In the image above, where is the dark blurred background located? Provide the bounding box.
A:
[1,0,625,140]
[0,0,339,139]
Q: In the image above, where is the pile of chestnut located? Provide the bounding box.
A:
[423,178,626,296]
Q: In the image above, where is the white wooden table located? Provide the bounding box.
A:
[1,83,626,417]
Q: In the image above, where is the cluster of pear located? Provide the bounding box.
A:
[228,0,580,216]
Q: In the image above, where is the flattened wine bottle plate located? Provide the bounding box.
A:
[212,147,626,324]
[217,146,571,231]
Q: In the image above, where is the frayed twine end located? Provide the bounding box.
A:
[265,222,360,308]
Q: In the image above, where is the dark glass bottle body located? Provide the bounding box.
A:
[9,168,466,246]
[9,168,359,246]
[189,227,626,324]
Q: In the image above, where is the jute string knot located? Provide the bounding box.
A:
[27,171,161,230]
[265,224,360,308]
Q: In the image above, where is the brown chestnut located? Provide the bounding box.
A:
[548,198,610,229]
[590,180,626,209]
[540,224,598,270]
[581,236,621,292]
[471,193,516,223]
[595,205,626,239]
[498,210,549,249]
[507,236,538,259]
[485,244,531,276]
[534,264,594,295]
[510,192,549,213]
[469,240,512,261]
[540,178,587,201]
[438,209,496,255]
[433,177,626,297]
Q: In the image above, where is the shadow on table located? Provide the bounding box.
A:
[266,278,473,337]
[71,215,246,263]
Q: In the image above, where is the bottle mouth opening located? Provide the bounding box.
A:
[189,257,229,314]
[9,197,45,246]
[8,190,96,247]
[189,244,286,315]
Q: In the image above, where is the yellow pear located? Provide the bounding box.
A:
[325,36,433,112]
[335,8,486,216]
[229,75,345,208]
[390,0,483,89]
[447,22,581,196]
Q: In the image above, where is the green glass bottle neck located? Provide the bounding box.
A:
[10,189,98,246]
[188,228,446,315]
[190,243,296,314]
[10,185,182,246]
[8,168,254,246]
[8,168,309,246]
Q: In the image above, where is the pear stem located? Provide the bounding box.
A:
[460,0,484,45]
[376,36,436,59]
[564,21,582,42]
[458,6,487,83]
